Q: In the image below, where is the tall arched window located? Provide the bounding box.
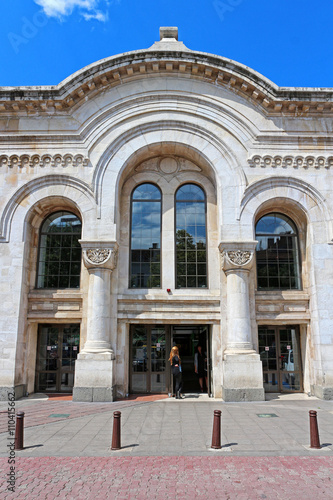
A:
[37,211,82,288]
[175,184,207,288]
[130,183,161,288]
[256,213,301,290]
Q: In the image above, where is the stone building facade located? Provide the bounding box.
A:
[1,27,333,402]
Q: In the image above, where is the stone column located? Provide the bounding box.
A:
[219,241,264,402]
[73,241,118,402]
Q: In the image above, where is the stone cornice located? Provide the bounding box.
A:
[1,51,333,117]
[248,154,333,170]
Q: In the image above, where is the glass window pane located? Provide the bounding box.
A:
[175,184,207,288]
[256,213,300,290]
[37,212,82,289]
[130,184,161,288]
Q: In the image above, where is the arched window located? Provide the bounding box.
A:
[130,183,161,288]
[175,184,207,288]
[37,211,82,289]
[256,213,301,290]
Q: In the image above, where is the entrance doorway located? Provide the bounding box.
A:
[129,324,211,395]
[130,325,168,393]
[171,325,211,395]
[258,326,303,393]
[35,324,80,392]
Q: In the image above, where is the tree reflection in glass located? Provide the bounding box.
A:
[130,184,161,288]
[176,184,207,288]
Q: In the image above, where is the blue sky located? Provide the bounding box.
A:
[1,0,333,87]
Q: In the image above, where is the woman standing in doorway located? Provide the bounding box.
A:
[169,346,182,399]
[194,345,207,393]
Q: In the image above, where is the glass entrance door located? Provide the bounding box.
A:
[259,326,302,393]
[36,324,80,392]
[130,325,169,393]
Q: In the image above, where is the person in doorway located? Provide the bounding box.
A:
[194,345,207,393]
[169,346,183,399]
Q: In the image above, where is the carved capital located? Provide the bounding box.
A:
[80,241,118,271]
[219,241,257,273]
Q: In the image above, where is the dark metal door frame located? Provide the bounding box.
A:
[259,325,303,393]
[129,324,171,394]
[35,323,80,393]
[171,325,212,397]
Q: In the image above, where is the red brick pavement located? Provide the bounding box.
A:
[1,457,332,499]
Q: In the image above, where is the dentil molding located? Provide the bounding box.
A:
[0,153,90,169]
[248,154,333,170]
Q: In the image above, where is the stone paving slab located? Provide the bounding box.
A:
[1,396,332,457]
[0,398,155,434]
[1,456,332,499]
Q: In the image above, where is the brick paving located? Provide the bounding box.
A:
[1,394,332,498]
[1,456,332,499]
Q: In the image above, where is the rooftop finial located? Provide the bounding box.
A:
[159,27,178,41]
[148,27,189,52]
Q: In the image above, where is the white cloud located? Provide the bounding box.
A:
[34,0,109,21]
[83,10,109,21]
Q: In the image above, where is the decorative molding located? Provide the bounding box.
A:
[135,155,201,179]
[248,154,333,170]
[219,241,257,273]
[80,241,118,271]
[226,250,252,266]
[1,53,333,116]
[86,249,111,265]
[0,153,90,169]
[0,175,95,243]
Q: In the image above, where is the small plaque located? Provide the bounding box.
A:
[265,347,269,351]
[156,343,160,348]
[257,413,278,418]
[287,345,291,350]
[73,346,78,351]
[64,346,68,350]
[47,346,51,350]
[48,414,70,418]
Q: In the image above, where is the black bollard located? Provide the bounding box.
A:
[111,411,121,450]
[309,410,321,449]
[211,410,222,449]
[14,412,25,450]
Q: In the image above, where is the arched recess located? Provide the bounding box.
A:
[116,147,220,294]
[239,176,333,245]
[0,175,96,243]
[93,121,249,232]
[9,183,96,399]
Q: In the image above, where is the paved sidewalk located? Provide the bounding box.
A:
[1,394,333,499]
[0,393,332,457]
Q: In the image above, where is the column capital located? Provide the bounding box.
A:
[80,240,118,271]
[219,240,257,273]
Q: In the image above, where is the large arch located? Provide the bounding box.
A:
[93,123,249,236]
[239,176,333,244]
[0,175,96,243]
